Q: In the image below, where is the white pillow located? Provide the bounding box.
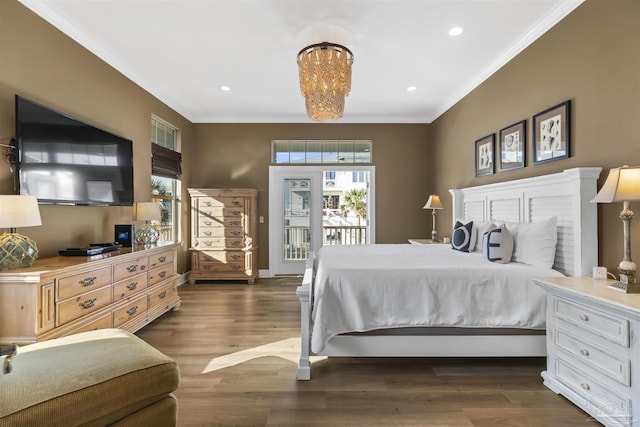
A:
[482,224,514,264]
[505,217,558,269]
[473,221,496,252]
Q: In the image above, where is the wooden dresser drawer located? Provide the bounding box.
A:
[199,196,244,208]
[57,286,112,325]
[113,295,148,327]
[57,266,112,300]
[193,237,244,249]
[148,250,174,270]
[113,273,148,301]
[553,296,629,347]
[148,263,175,287]
[199,228,244,238]
[198,217,243,228]
[555,327,630,385]
[149,282,177,308]
[554,358,631,420]
[198,262,245,274]
[197,251,246,263]
[68,312,113,335]
[113,257,149,282]
[199,207,243,218]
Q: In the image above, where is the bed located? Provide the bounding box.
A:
[296,167,602,380]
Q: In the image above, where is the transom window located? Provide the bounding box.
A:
[272,140,372,164]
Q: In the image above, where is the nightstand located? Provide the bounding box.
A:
[533,276,640,427]
[408,238,448,245]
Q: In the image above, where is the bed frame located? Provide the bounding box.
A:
[296,167,602,380]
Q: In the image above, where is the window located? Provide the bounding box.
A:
[272,140,372,164]
[151,117,181,243]
[352,171,366,182]
[325,171,336,180]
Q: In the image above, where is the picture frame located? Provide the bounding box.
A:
[475,133,495,177]
[498,120,526,172]
[532,100,570,164]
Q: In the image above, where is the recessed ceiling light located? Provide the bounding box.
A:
[407,86,417,92]
[219,85,231,92]
[449,26,464,37]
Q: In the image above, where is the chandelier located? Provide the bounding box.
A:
[297,42,354,122]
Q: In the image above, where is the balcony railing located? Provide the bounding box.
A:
[283,225,367,261]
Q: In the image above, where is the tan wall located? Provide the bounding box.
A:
[431,0,640,273]
[192,123,431,269]
[0,0,194,272]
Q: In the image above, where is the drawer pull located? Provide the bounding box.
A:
[79,298,97,309]
[159,271,167,278]
[205,202,212,206]
[158,256,167,263]
[230,231,241,236]
[231,265,241,270]
[203,220,212,226]
[230,240,241,246]
[204,241,212,246]
[126,265,139,273]
[580,349,590,357]
[231,210,241,215]
[204,231,212,236]
[580,382,590,391]
[230,255,241,260]
[232,201,240,206]
[579,314,589,321]
[230,221,241,226]
[126,306,138,316]
[126,282,138,291]
[79,277,97,287]
[159,291,167,299]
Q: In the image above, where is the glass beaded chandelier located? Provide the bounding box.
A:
[297,42,354,122]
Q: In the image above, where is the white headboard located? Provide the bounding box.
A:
[449,167,602,277]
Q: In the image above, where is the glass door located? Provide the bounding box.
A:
[269,165,375,276]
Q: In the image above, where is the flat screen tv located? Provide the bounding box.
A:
[14,95,134,206]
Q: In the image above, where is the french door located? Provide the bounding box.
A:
[268,165,375,276]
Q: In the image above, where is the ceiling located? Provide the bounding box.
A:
[19,0,584,124]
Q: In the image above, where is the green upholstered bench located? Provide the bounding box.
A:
[0,329,180,426]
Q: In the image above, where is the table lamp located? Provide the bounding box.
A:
[591,165,640,292]
[0,195,42,269]
[134,202,161,246]
[423,194,443,242]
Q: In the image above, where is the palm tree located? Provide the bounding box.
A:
[340,188,367,225]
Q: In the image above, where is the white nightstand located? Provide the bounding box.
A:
[408,238,448,245]
[533,276,640,427]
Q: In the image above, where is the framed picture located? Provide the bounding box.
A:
[532,100,570,164]
[475,133,495,177]
[498,120,526,172]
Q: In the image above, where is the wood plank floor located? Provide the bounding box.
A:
[135,278,600,427]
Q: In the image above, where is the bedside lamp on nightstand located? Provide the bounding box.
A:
[591,165,640,293]
[423,194,443,242]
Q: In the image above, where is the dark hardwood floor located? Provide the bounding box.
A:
[135,278,599,427]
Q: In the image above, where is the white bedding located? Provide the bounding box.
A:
[311,244,564,353]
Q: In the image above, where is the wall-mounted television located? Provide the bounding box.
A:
[14,95,134,206]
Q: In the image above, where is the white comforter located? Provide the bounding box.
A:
[311,244,563,353]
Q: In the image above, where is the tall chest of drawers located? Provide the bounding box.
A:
[188,188,258,284]
[534,277,640,427]
[0,243,181,345]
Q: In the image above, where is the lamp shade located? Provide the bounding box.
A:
[134,202,161,222]
[423,195,443,210]
[0,195,42,228]
[591,166,640,203]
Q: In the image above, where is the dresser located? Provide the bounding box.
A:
[534,276,640,427]
[188,188,258,284]
[0,243,181,345]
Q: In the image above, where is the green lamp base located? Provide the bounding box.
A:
[0,232,39,270]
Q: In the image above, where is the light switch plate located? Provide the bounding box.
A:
[592,266,608,280]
